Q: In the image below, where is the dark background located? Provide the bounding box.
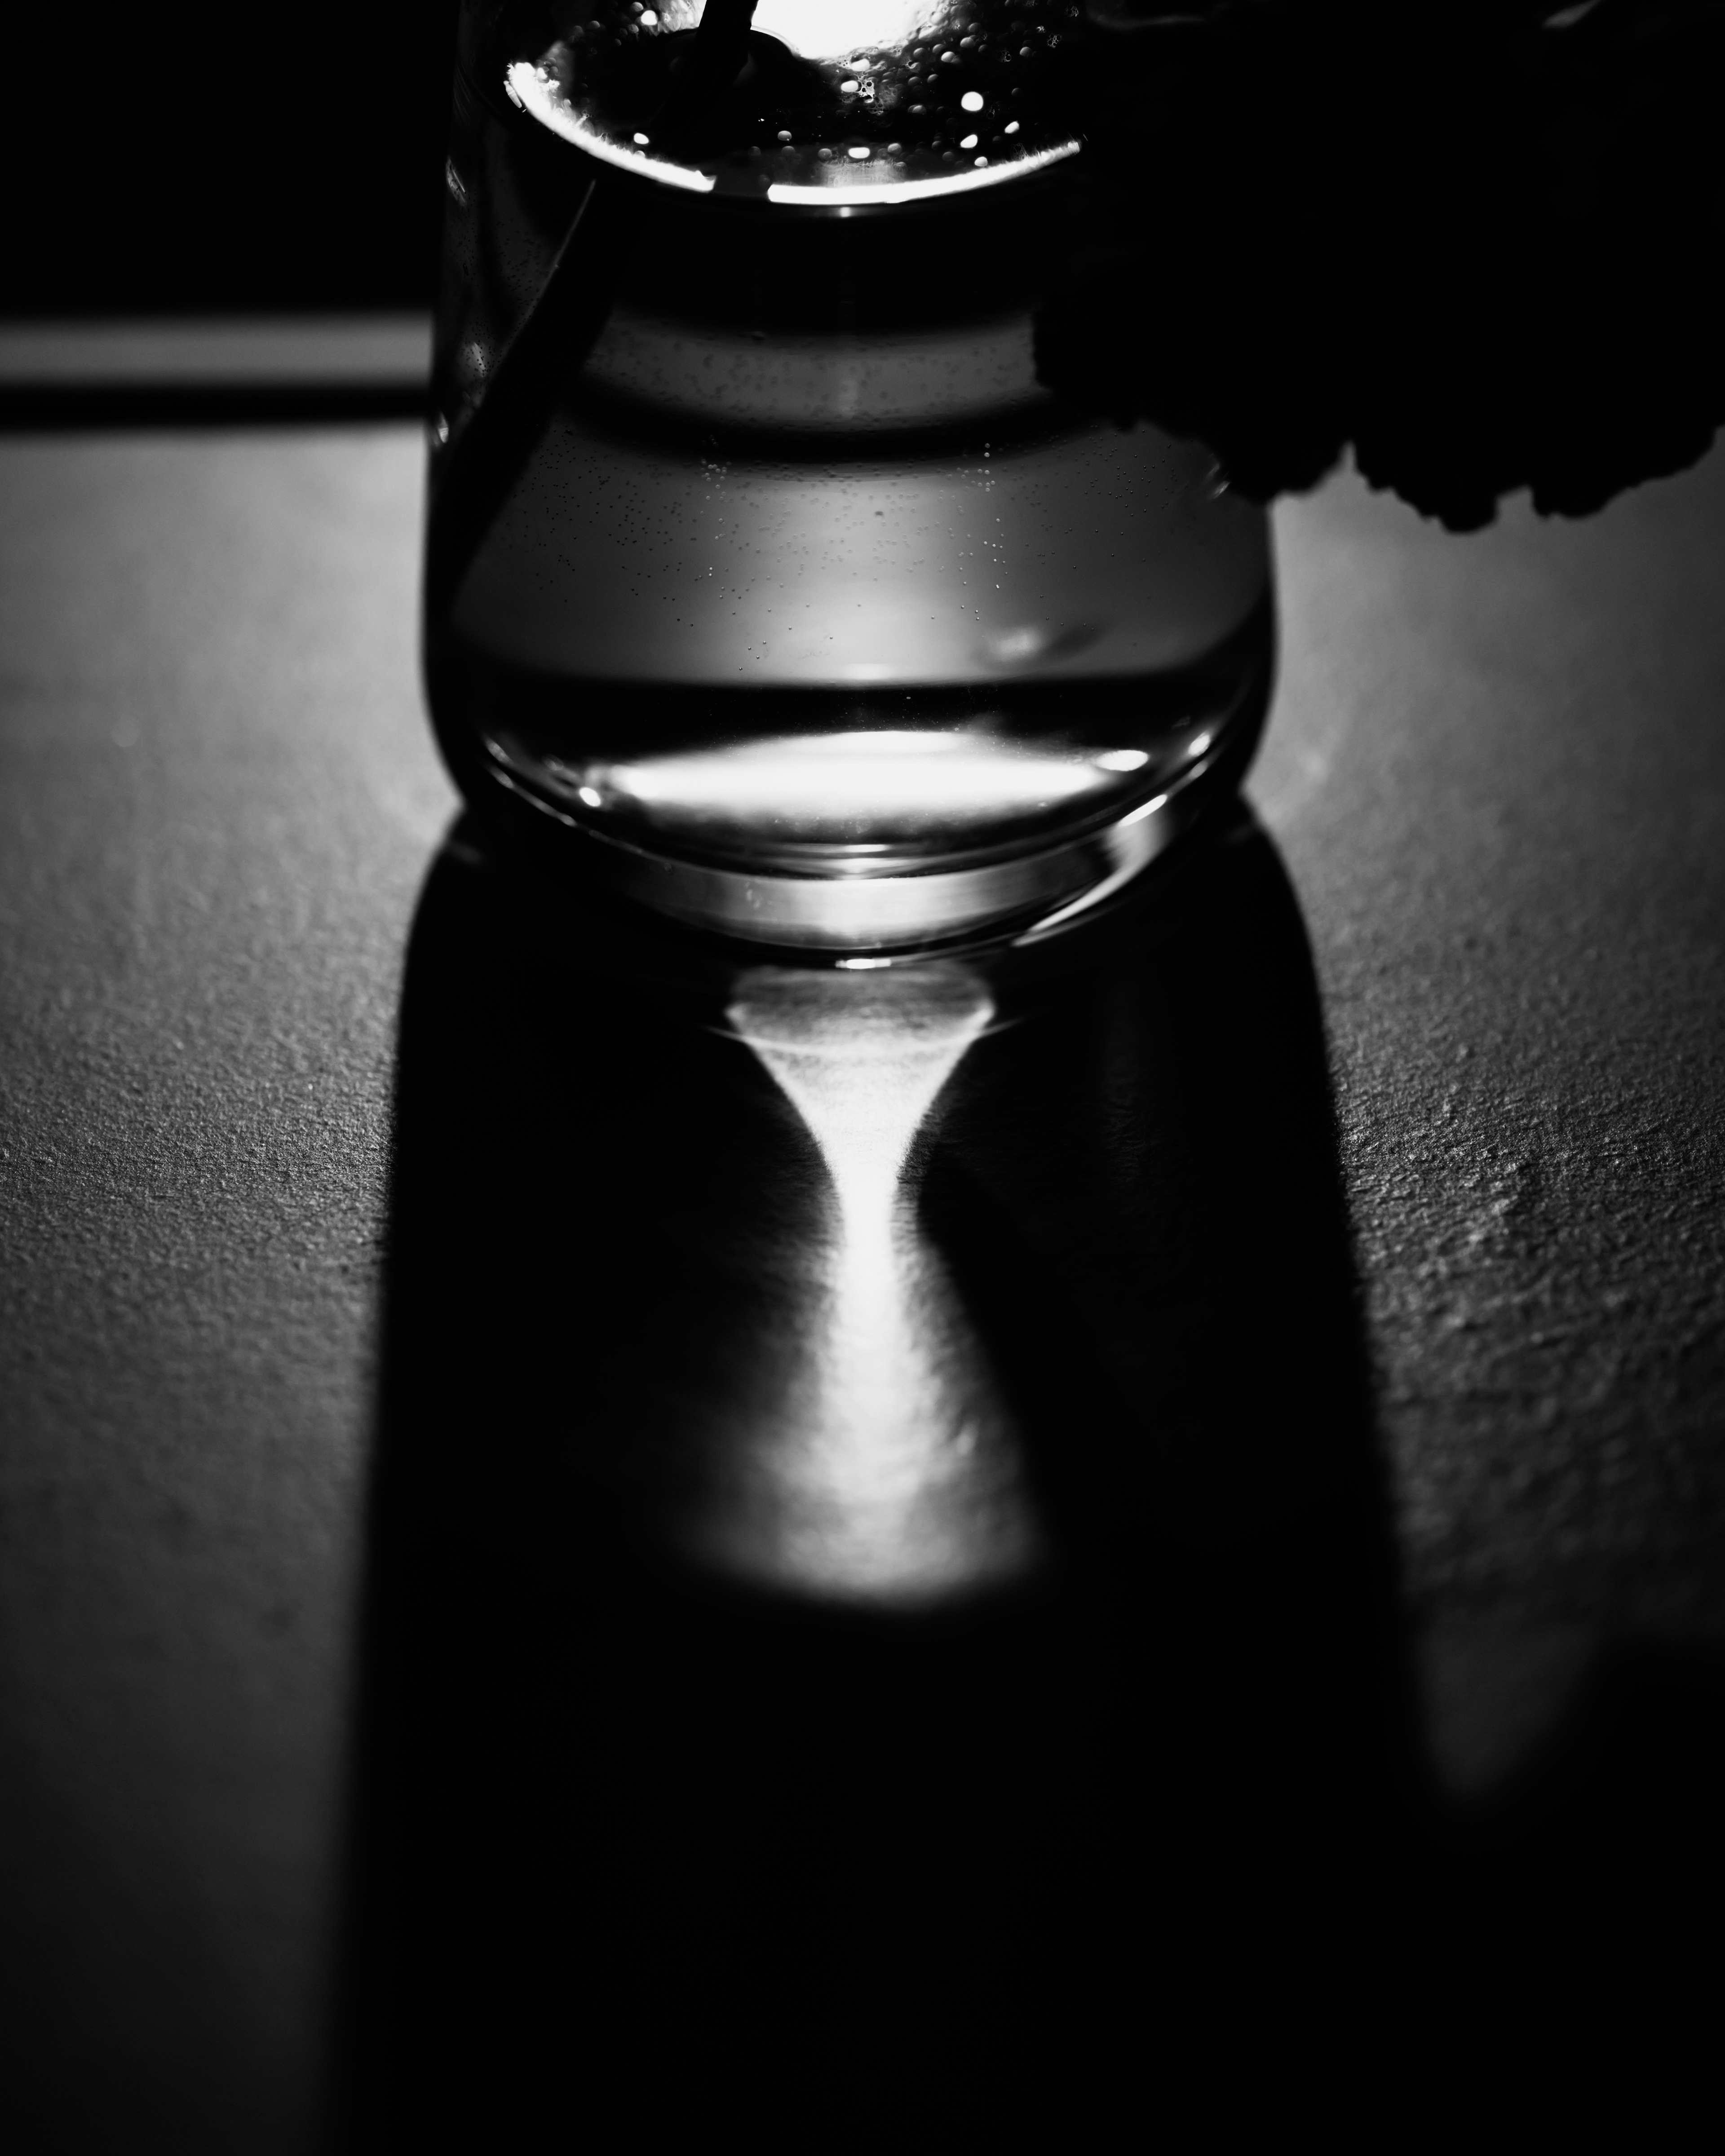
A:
[4,1,457,318]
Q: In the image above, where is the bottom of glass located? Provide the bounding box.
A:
[485,738,1236,950]
[432,599,1274,953]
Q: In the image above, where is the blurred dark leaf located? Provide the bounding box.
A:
[3,1,460,315]
[1036,0,1725,526]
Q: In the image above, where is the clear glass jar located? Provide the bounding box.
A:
[427,0,1274,951]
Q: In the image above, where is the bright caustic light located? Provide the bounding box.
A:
[716,963,1041,1602]
[584,730,1144,840]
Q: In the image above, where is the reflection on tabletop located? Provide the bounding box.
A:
[720,961,1034,1603]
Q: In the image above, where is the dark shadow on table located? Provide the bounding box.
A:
[327,808,1418,2148]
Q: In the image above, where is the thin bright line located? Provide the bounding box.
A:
[507,63,717,191]
[1117,792,1169,830]
[767,140,1077,208]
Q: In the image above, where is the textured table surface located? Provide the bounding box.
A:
[3,414,1723,2145]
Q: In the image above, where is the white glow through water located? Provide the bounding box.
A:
[751,0,931,56]
[596,730,1122,837]
[655,0,936,55]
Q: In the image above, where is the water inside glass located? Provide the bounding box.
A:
[427,0,1274,948]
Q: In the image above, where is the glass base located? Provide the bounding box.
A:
[432,598,1275,954]
[483,731,1243,950]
